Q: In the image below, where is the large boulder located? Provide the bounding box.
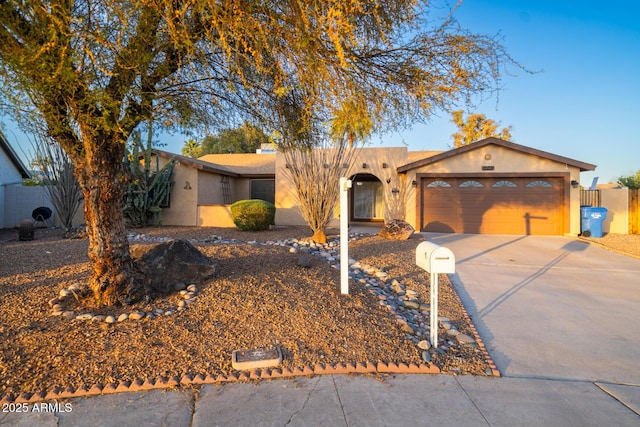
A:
[378,219,415,240]
[130,239,217,294]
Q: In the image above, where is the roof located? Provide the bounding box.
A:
[398,137,597,173]
[0,131,30,179]
[152,149,239,177]
[198,153,276,177]
[407,150,443,164]
[152,150,276,178]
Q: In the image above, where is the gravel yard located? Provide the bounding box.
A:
[2,226,637,401]
[0,226,490,401]
[579,233,640,259]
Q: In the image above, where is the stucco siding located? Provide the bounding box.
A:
[0,149,23,184]
[159,159,198,226]
[408,144,584,235]
[197,205,236,227]
[197,171,225,205]
[232,178,251,202]
[1,148,25,228]
[274,147,411,226]
[600,187,629,234]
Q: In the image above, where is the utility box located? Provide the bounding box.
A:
[416,241,455,274]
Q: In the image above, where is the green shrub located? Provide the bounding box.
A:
[230,199,276,231]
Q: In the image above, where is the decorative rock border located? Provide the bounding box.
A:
[6,230,500,404]
[49,282,199,322]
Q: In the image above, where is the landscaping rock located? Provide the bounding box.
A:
[129,311,144,320]
[404,300,420,310]
[378,219,415,240]
[457,333,477,347]
[418,340,430,350]
[130,239,217,294]
[296,255,311,268]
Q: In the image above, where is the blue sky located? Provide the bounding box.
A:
[3,1,639,184]
[381,0,640,185]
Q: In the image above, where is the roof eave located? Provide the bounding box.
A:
[397,138,597,173]
[152,149,240,177]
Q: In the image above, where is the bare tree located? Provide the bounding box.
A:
[280,145,359,243]
[32,136,82,232]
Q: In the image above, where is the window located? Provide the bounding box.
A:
[353,180,384,220]
[427,180,452,188]
[250,179,275,204]
[459,180,484,188]
[526,180,553,188]
[492,180,517,188]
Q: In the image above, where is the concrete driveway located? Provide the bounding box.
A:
[425,233,640,385]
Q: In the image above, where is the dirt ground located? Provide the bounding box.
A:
[0,226,492,400]
[578,232,640,259]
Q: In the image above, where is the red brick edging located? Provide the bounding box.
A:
[0,361,440,404]
[1,279,501,404]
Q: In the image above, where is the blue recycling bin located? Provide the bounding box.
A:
[580,206,608,238]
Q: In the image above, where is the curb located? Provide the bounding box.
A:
[0,361,440,404]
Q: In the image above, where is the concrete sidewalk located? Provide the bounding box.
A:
[2,374,639,426]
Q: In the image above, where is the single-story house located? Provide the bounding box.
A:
[154,137,597,236]
[152,150,275,227]
[0,132,31,228]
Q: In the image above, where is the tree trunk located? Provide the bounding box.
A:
[76,139,137,307]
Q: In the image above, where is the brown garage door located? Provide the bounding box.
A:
[421,177,564,235]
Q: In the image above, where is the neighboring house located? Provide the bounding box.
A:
[157,138,597,236]
[0,132,31,228]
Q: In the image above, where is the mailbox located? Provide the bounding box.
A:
[416,241,455,274]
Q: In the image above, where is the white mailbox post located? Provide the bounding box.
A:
[415,241,455,348]
[340,177,352,294]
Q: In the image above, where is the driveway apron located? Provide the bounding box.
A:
[424,233,640,385]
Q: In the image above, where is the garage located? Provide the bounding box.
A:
[397,138,596,236]
[420,175,566,235]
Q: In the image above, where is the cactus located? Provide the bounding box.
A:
[123,126,175,227]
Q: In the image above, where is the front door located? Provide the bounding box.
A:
[351,174,384,221]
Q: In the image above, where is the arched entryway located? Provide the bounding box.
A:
[350,173,384,222]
